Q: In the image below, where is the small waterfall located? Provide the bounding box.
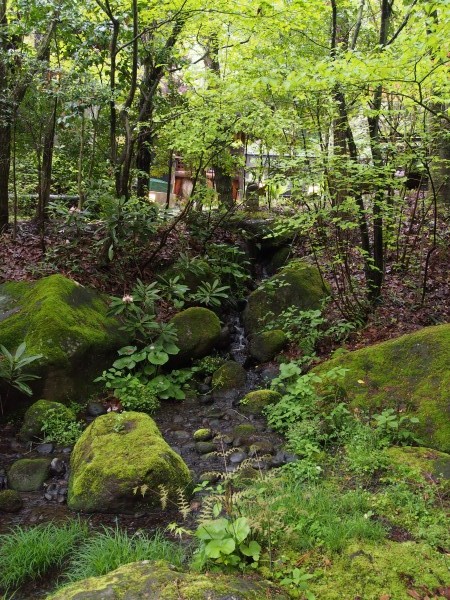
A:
[229,314,247,365]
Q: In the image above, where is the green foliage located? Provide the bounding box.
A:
[41,407,84,446]
[0,520,88,592]
[192,355,225,376]
[263,305,355,364]
[0,342,42,397]
[372,408,421,446]
[65,527,185,583]
[190,279,230,308]
[192,516,261,571]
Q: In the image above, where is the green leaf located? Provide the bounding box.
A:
[205,538,235,558]
[196,519,229,540]
[227,517,250,543]
[148,351,169,365]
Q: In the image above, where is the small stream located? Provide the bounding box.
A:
[0,310,287,540]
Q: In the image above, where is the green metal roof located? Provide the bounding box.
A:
[149,178,169,192]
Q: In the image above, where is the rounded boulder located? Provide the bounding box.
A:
[67,411,191,513]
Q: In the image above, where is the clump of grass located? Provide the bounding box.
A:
[0,519,88,592]
[65,527,186,582]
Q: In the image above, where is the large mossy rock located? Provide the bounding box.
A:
[68,412,191,513]
[169,307,221,366]
[248,330,288,363]
[243,260,329,334]
[7,458,51,491]
[45,560,288,600]
[317,325,450,452]
[0,489,23,512]
[19,399,75,441]
[0,275,126,404]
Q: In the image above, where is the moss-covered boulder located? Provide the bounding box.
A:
[7,458,51,491]
[243,260,329,334]
[249,330,288,363]
[316,325,450,452]
[68,412,191,513]
[212,361,247,391]
[305,541,449,600]
[45,559,288,600]
[239,390,282,415]
[169,307,221,366]
[19,399,75,442]
[385,446,450,481]
[0,275,126,404]
[0,489,23,512]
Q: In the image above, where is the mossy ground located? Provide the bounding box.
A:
[302,541,449,600]
[68,411,191,513]
[316,324,450,452]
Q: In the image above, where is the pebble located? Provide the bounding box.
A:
[195,442,215,455]
[50,458,66,474]
[197,383,210,394]
[37,443,54,455]
[229,451,247,464]
[172,430,190,441]
[198,394,214,405]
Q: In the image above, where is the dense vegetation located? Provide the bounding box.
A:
[0,0,449,599]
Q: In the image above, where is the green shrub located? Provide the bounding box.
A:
[41,408,85,446]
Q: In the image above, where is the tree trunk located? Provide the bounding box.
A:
[0,123,11,231]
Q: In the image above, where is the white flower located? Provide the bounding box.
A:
[122,294,134,303]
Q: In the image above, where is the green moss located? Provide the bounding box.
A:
[0,275,125,369]
[316,325,450,452]
[193,428,213,442]
[243,260,330,334]
[7,458,51,491]
[306,541,449,600]
[19,399,75,441]
[240,390,282,415]
[68,412,191,513]
[0,489,23,512]
[233,423,257,439]
[169,307,221,365]
[45,560,288,599]
[385,446,450,482]
[212,361,247,390]
[248,330,288,363]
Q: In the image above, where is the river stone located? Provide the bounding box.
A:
[0,489,23,512]
[0,275,127,406]
[315,324,450,452]
[195,441,216,454]
[44,559,288,600]
[169,307,221,366]
[19,399,76,442]
[8,458,51,491]
[68,412,191,513]
[239,390,282,416]
[36,442,54,455]
[243,260,329,335]
[86,401,107,417]
[193,428,213,442]
[212,361,247,391]
[248,330,288,363]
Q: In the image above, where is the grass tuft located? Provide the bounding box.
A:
[65,527,186,582]
[0,519,88,592]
